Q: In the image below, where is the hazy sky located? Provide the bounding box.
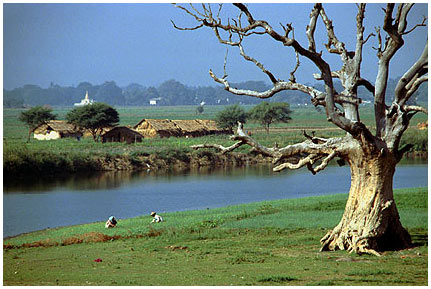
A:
[3,3,428,90]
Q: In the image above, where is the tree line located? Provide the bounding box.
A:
[4,78,427,108]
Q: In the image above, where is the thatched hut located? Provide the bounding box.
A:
[101,126,143,144]
[34,120,82,140]
[195,119,233,135]
[133,119,182,138]
[171,119,207,137]
[83,127,113,138]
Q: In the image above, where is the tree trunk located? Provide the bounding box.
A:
[320,146,412,255]
[27,128,32,142]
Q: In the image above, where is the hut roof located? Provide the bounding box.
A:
[195,119,220,131]
[171,119,207,133]
[34,120,78,134]
[102,126,143,137]
[134,119,180,132]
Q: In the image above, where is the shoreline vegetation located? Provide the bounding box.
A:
[3,139,427,180]
[3,106,427,180]
[3,187,427,285]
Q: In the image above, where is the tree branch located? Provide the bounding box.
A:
[395,41,428,106]
[191,141,244,154]
[306,3,321,52]
[404,105,428,115]
[237,43,278,84]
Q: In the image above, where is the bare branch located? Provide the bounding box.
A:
[311,151,338,174]
[363,32,375,45]
[313,71,341,80]
[222,48,228,79]
[320,4,347,57]
[174,4,203,22]
[395,41,428,105]
[303,130,328,144]
[357,78,375,94]
[191,141,244,154]
[404,105,428,115]
[306,3,321,52]
[402,15,427,35]
[273,153,319,172]
[289,51,300,83]
[171,20,204,31]
[209,69,323,100]
[238,43,278,84]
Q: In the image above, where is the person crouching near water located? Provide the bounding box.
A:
[150,212,163,223]
[105,216,117,228]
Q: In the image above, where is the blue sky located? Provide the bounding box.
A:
[3,3,428,90]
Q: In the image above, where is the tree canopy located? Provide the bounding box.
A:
[66,103,119,142]
[248,102,292,134]
[215,104,247,130]
[19,106,57,142]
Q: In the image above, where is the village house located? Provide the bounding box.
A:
[101,126,144,144]
[34,120,83,140]
[133,119,182,138]
[133,118,231,138]
[171,119,207,138]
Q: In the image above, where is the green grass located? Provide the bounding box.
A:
[3,187,428,286]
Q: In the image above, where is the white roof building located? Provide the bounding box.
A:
[74,91,94,106]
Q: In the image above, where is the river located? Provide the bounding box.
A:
[3,159,427,238]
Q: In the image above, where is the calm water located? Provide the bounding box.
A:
[3,160,427,238]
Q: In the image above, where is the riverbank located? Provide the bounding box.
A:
[3,145,274,180]
[4,187,428,285]
[3,141,427,181]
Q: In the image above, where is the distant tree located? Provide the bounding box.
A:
[95,81,125,105]
[248,102,292,134]
[196,105,204,114]
[3,90,24,108]
[215,104,247,131]
[19,106,57,142]
[66,103,119,142]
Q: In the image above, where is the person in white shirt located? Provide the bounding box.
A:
[150,211,163,223]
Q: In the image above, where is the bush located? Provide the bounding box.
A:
[400,129,427,152]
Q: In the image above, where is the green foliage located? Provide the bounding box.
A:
[215,104,247,130]
[18,106,57,141]
[400,129,428,152]
[66,103,119,142]
[248,101,292,133]
[154,147,191,164]
[197,219,225,229]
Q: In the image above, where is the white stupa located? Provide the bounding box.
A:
[74,91,94,106]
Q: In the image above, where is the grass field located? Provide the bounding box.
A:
[3,187,428,286]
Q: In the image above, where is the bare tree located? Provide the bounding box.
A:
[173,3,427,255]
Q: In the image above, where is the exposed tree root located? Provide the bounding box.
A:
[320,218,412,256]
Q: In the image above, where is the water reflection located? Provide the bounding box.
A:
[3,158,427,193]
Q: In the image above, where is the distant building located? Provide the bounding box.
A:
[149,97,162,106]
[74,91,94,106]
